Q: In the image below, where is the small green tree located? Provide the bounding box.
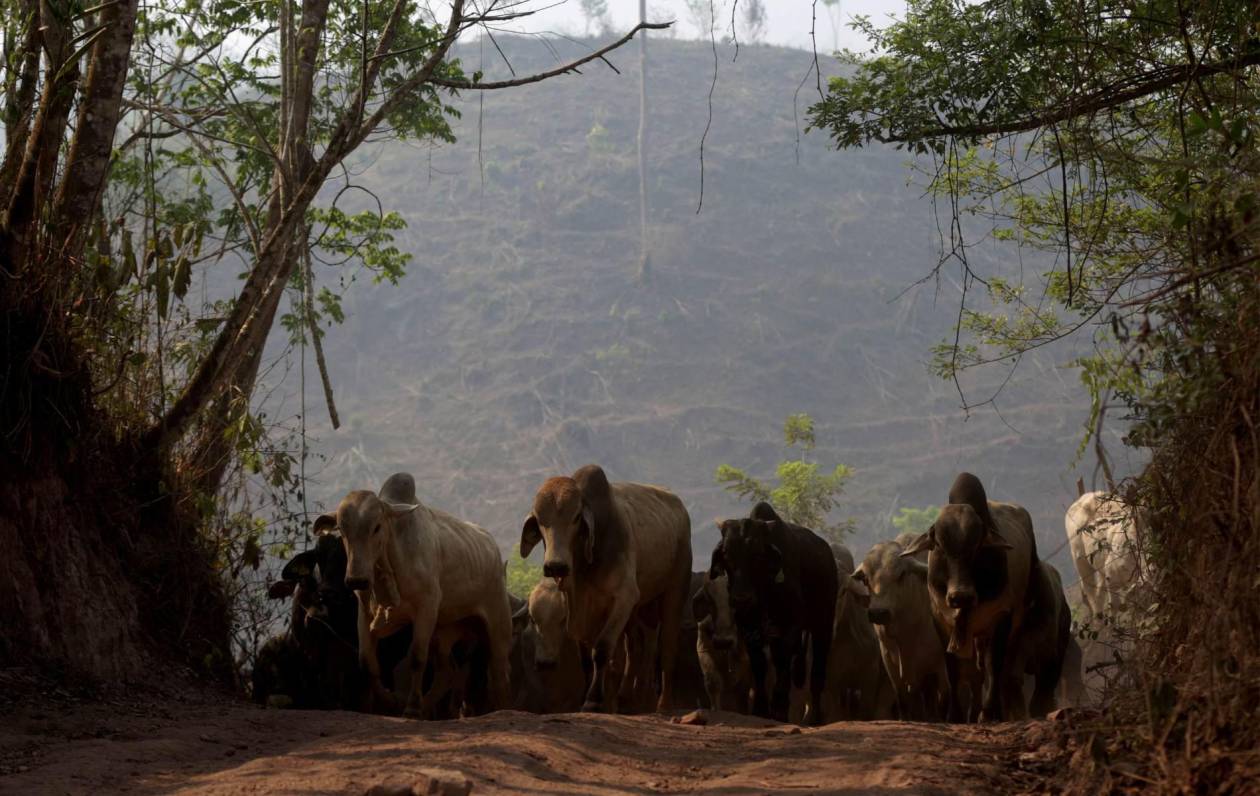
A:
[890,506,939,537]
[715,413,854,543]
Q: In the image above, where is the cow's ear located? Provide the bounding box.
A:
[582,503,597,564]
[708,544,726,578]
[520,515,542,558]
[846,574,870,601]
[981,528,1014,550]
[268,580,298,600]
[312,512,338,536]
[901,558,929,580]
[900,527,936,557]
[384,501,419,517]
[281,549,319,581]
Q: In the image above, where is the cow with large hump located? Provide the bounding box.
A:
[314,472,513,716]
[901,472,1037,721]
[710,501,838,724]
[521,464,693,712]
[856,539,950,720]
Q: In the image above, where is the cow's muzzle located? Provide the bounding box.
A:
[543,561,570,579]
[867,606,892,625]
[344,576,370,591]
[946,588,977,609]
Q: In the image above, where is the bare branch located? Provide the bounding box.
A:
[428,22,671,90]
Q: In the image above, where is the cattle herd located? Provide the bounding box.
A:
[255,464,1141,726]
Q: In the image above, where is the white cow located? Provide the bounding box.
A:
[1065,491,1145,624]
[314,472,513,716]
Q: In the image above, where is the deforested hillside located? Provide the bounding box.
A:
[286,36,1125,567]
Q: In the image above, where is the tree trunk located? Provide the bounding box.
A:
[636,0,651,282]
[49,0,140,258]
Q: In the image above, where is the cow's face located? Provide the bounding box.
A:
[527,580,568,668]
[901,504,1012,651]
[709,518,781,622]
[520,477,594,584]
[313,490,418,591]
[694,573,739,650]
[858,541,924,626]
[904,505,1011,606]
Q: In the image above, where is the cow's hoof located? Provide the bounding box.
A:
[580,700,603,713]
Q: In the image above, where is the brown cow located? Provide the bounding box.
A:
[901,472,1036,721]
[857,540,950,720]
[521,464,692,712]
[825,544,895,721]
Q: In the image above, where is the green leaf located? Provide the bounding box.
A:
[155,259,170,319]
[172,254,191,300]
[1185,111,1208,138]
[122,229,137,276]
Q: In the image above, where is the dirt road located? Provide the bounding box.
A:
[0,692,1047,796]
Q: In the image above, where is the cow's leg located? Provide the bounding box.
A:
[745,633,771,718]
[769,636,794,723]
[979,615,1013,722]
[943,651,966,722]
[582,597,635,713]
[1029,656,1061,719]
[656,562,689,713]
[807,624,832,726]
[635,621,659,712]
[404,606,439,719]
[609,628,632,713]
[698,643,723,711]
[419,629,451,719]
[616,619,643,711]
[481,599,513,712]
[354,593,386,712]
[878,638,908,720]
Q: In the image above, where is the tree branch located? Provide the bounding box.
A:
[885,51,1260,143]
[428,22,671,90]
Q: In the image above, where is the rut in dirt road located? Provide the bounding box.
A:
[0,706,1035,795]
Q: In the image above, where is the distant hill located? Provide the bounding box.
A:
[275,36,1135,577]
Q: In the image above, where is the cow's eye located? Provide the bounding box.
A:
[373,524,382,535]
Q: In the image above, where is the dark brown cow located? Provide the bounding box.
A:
[901,472,1037,721]
[710,502,838,724]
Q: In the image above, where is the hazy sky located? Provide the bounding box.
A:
[496,0,908,54]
